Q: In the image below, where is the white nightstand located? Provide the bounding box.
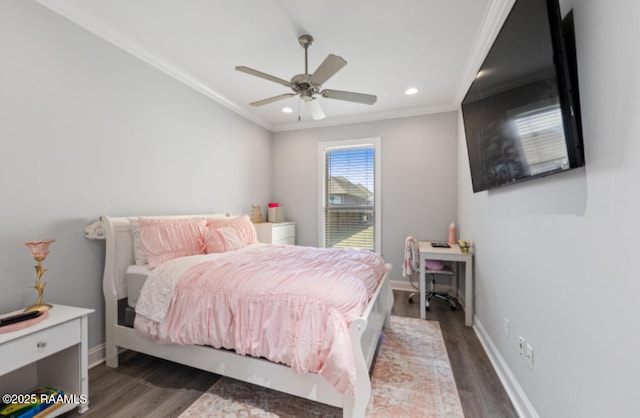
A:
[254,222,296,245]
[0,305,94,415]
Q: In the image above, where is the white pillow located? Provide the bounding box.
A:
[129,218,147,265]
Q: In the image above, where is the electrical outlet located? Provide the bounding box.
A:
[504,318,510,338]
[518,336,525,357]
[525,343,534,369]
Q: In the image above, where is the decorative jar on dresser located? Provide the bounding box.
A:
[0,305,93,416]
[254,222,296,245]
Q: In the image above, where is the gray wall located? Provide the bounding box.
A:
[0,1,271,349]
[457,0,640,416]
[14,1,637,414]
[272,113,458,281]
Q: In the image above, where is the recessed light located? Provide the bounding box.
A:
[405,87,418,95]
[282,107,293,113]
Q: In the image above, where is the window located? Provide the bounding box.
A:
[318,138,381,253]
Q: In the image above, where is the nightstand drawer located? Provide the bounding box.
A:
[0,318,81,375]
[279,236,295,245]
[272,224,295,241]
[254,222,296,245]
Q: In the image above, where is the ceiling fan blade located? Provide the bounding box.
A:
[321,89,377,105]
[309,54,347,85]
[250,93,296,107]
[236,66,292,88]
[306,98,326,120]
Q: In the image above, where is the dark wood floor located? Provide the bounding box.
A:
[391,290,518,418]
[63,290,517,417]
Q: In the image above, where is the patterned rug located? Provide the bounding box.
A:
[179,316,463,417]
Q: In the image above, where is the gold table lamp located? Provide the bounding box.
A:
[24,239,55,312]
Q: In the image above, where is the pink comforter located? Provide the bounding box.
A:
[134,244,388,394]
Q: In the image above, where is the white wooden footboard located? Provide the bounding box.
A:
[100,214,393,418]
[347,266,394,417]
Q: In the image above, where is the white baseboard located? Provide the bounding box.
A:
[472,317,538,418]
[88,343,106,369]
[88,344,130,369]
[390,279,414,292]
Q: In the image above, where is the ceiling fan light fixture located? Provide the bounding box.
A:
[282,107,293,113]
[306,98,325,120]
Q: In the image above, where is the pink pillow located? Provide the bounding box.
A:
[425,260,444,270]
[203,227,245,253]
[206,215,257,246]
[138,218,207,269]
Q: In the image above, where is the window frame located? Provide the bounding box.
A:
[318,137,381,253]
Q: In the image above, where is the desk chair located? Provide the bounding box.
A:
[408,262,457,311]
[403,236,457,311]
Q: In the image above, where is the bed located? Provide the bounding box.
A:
[95,214,393,418]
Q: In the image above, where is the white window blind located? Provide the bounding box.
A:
[514,104,569,175]
[320,140,379,252]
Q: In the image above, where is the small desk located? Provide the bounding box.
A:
[419,241,474,326]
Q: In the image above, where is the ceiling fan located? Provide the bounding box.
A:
[236,34,377,120]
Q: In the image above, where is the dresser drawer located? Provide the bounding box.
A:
[0,319,81,375]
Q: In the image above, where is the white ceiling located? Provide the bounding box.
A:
[35,0,512,132]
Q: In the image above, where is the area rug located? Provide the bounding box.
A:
[179,316,463,417]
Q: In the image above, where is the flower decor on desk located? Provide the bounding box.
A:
[458,239,472,253]
[24,239,55,312]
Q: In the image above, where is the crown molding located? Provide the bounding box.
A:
[35,0,508,133]
[272,103,459,132]
[454,0,516,106]
[34,0,273,131]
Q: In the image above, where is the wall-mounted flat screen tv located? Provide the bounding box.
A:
[461,0,584,193]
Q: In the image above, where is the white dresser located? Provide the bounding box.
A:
[0,305,93,415]
[254,222,296,245]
